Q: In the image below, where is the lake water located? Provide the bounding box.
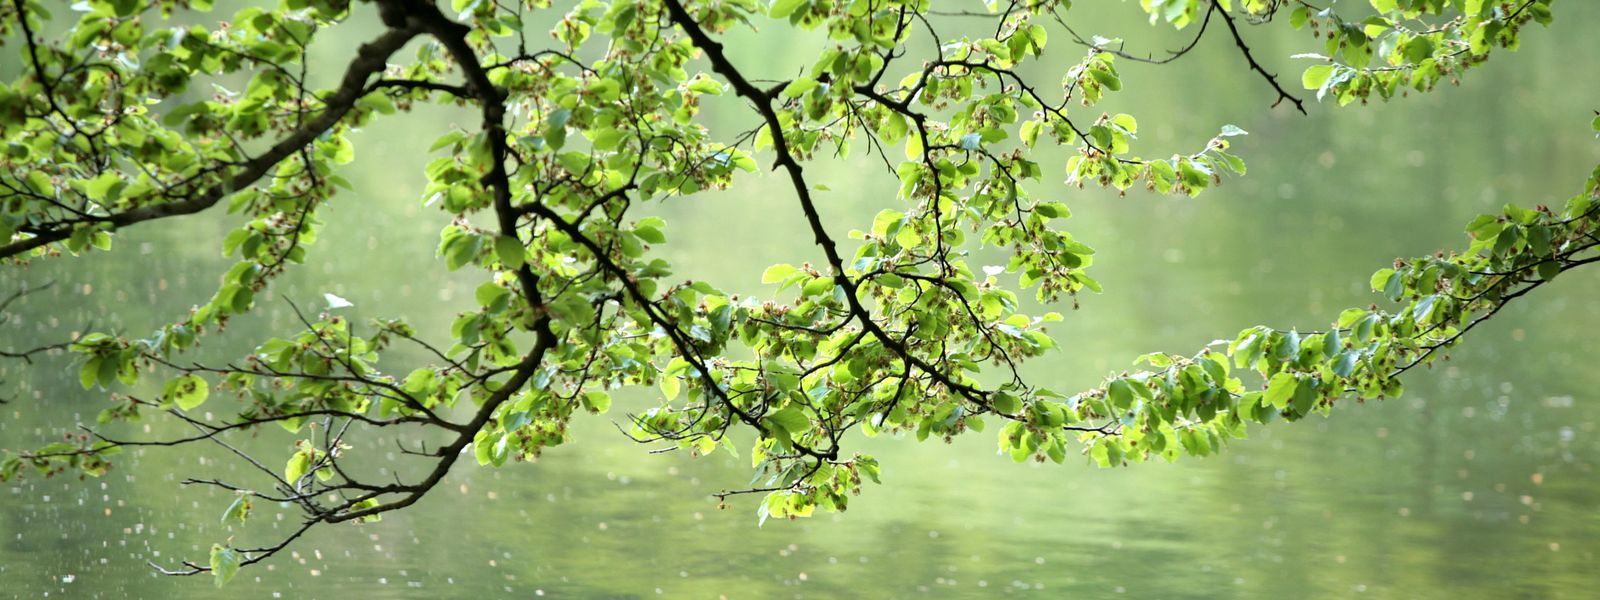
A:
[3,4,1599,598]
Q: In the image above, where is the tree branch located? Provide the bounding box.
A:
[1214,0,1307,114]
[0,23,422,259]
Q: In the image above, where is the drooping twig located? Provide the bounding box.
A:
[1214,0,1308,114]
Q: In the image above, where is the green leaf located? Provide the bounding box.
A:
[95,354,119,388]
[1290,381,1317,415]
[801,276,834,297]
[660,375,681,401]
[991,391,1021,415]
[904,131,924,161]
[209,544,241,588]
[1111,113,1137,134]
[475,282,509,309]
[1265,372,1297,409]
[762,264,798,284]
[1369,268,1395,293]
[442,233,482,271]
[1302,65,1335,90]
[634,223,666,244]
[1089,68,1121,91]
[871,209,904,238]
[1289,6,1310,29]
[494,235,525,269]
[162,374,210,411]
[430,131,468,151]
[324,135,355,164]
[1537,260,1561,281]
[781,78,819,98]
[474,431,499,466]
[284,450,311,483]
[85,172,122,201]
[1020,120,1042,148]
[220,495,250,525]
[582,390,612,413]
[769,0,808,19]
[1332,351,1360,377]
[1108,378,1139,410]
[894,223,920,248]
[1033,202,1069,219]
[687,75,724,95]
[767,407,809,433]
[79,358,101,390]
[586,79,621,102]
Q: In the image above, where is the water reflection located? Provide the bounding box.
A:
[3,3,1599,598]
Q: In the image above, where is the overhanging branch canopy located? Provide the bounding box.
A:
[0,0,1581,587]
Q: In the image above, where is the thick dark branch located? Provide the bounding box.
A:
[367,78,472,98]
[404,0,549,324]
[320,0,562,525]
[132,1,566,575]
[0,24,422,259]
[521,203,839,460]
[662,0,996,412]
